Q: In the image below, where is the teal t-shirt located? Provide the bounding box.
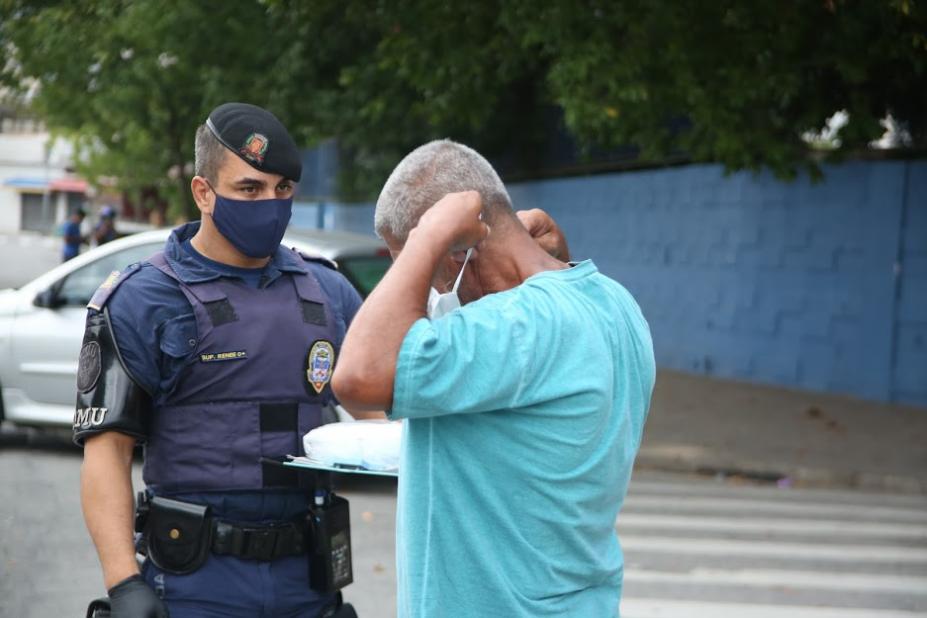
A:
[389,260,655,618]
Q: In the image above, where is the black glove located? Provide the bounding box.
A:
[108,575,169,618]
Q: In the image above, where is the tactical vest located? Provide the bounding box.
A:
[143,251,339,495]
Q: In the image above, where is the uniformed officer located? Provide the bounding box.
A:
[74,103,362,618]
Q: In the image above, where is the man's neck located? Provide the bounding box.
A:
[190,221,271,269]
[472,230,567,295]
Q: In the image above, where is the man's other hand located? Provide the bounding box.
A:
[108,575,169,618]
[517,209,571,262]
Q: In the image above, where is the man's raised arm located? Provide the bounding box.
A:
[332,191,487,413]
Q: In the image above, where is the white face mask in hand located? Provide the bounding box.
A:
[427,248,473,320]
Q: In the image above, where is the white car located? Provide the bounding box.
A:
[0,228,389,429]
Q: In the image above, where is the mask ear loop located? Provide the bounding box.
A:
[450,248,473,294]
[450,211,481,293]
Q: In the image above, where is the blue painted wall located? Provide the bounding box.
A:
[507,160,926,407]
[293,159,927,407]
[893,163,927,405]
[292,200,375,235]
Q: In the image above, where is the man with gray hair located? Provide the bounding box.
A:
[333,139,655,617]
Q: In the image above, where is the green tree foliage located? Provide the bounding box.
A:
[516,0,927,176]
[1,1,296,218]
[3,0,925,214]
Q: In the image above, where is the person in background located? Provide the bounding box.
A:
[333,139,656,617]
[62,207,86,262]
[93,205,118,246]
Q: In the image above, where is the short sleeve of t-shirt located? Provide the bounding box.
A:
[390,290,538,419]
[63,221,80,238]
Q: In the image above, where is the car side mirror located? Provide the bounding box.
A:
[34,287,64,309]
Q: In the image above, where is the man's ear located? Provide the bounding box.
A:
[191,176,214,215]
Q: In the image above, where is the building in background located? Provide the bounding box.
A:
[0,130,87,235]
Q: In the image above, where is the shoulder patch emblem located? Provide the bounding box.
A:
[87,266,142,312]
[87,270,122,311]
[99,270,121,290]
[240,132,269,165]
[77,341,102,392]
[306,340,335,394]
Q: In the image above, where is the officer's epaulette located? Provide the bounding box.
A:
[87,262,144,312]
[294,249,338,271]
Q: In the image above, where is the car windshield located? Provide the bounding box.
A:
[338,255,391,297]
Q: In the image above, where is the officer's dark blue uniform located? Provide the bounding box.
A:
[74,103,362,618]
[101,223,360,617]
[104,227,361,410]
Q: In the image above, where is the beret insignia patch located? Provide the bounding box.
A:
[240,132,269,165]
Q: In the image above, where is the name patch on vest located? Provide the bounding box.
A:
[200,350,247,363]
[307,340,335,394]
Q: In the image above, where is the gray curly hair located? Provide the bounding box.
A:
[374,139,513,242]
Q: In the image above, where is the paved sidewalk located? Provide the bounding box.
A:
[636,370,927,494]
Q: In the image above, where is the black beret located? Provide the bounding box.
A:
[206,102,302,182]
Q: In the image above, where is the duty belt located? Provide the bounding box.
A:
[212,519,308,561]
[135,493,311,566]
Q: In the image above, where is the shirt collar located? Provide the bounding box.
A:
[163,221,307,284]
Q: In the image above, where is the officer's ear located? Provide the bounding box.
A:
[191,176,215,215]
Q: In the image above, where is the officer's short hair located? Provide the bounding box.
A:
[374,139,513,243]
[194,124,226,183]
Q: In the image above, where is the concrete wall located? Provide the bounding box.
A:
[292,159,926,407]
[892,164,927,405]
[0,186,23,232]
[506,160,926,407]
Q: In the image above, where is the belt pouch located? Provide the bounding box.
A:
[145,496,212,574]
[308,494,353,593]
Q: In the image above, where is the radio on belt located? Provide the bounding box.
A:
[308,488,353,593]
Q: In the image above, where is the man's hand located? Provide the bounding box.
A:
[415,191,490,253]
[108,575,169,617]
[516,209,571,262]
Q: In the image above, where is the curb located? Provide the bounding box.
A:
[0,424,78,450]
[633,452,927,495]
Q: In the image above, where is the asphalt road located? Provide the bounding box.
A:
[0,235,401,617]
[2,443,925,618]
[0,441,399,618]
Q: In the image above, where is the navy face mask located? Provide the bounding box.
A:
[208,185,293,258]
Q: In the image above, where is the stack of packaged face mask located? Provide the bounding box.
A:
[302,420,402,472]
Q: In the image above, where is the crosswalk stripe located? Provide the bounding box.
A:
[618,474,927,616]
[620,597,927,618]
[623,567,927,595]
[620,535,927,563]
[617,513,927,539]
[623,494,927,523]
[628,479,927,509]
